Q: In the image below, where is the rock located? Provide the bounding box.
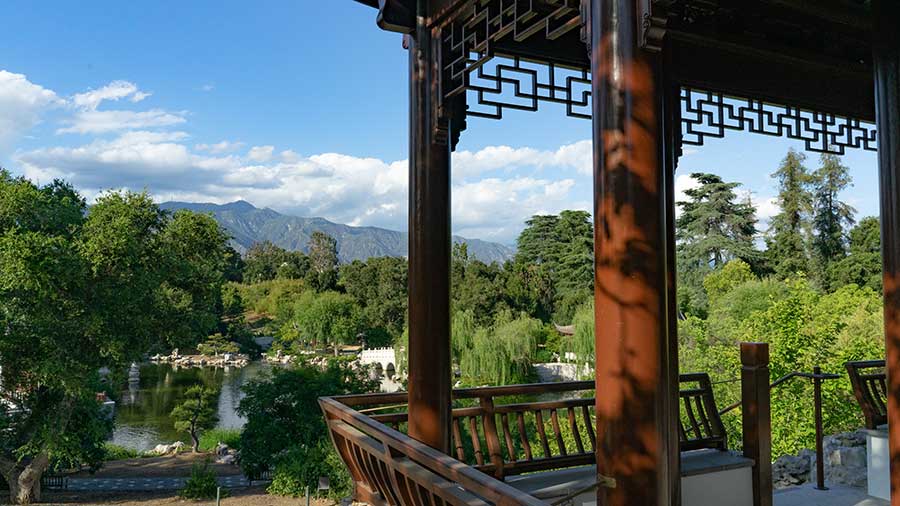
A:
[152,441,186,456]
[772,454,811,489]
[216,442,229,456]
[216,454,236,465]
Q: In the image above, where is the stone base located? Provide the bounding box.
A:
[867,428,889,501]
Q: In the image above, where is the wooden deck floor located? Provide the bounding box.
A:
[774,484,887,506]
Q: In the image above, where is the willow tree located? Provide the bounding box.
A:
[458,312,542,385]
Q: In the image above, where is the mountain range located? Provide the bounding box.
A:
[159,200,516,264]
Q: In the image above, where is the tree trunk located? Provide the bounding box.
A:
[191,427,200,453]
[2,452,50,504]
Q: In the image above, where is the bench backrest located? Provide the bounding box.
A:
[370,373,728,479]
[846,359,888,430]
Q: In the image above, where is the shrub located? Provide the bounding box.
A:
[198,428,242,452]
[238,358,378,497]
[180,460,226,500]
[102,443,142,461]
[266,442,352,499]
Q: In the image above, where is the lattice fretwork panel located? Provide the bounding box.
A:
[464,56,591,119]
[680,88,877,155]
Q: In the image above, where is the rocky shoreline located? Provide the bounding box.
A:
[150,349,250,368]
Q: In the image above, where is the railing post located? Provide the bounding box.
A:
[742,342,772,506]
[479,397,505,479]
[813,366,827,490]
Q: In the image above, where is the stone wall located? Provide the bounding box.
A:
[772,431,867,489]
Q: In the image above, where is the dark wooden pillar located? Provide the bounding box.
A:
[741,342,772,506]
[406,7,452,453]
[873,1,900,503]
[590,1,678,505]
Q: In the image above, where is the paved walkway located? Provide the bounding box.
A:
[65,475,254,491]
[775,483,888,506]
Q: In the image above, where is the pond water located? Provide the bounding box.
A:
[109,361,271,452]
[110,361,402,452]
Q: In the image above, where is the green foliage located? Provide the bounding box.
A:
[512,211,594,322]
[0,172,231,501]
[172,385,219,452]
[811,154,856,290]
[197,333,240,356]
[458,311,542,385]
[306,231,339,291]
[703,260,755,302]
[767,149,814,279]
[676,173,759,316]
[243,241,309,283]
[339,256,408,341]
[238,359,378,496]
[561,301,594,375]
[179,460,225,500]
[266,443,352,499]
[828,217,882,292]
[277,291,365,352]
[198,428,242,452]
[102,443,144,461]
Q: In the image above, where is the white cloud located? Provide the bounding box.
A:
[195,140,244,154]
[0,70,63,145]
[57,109,187,134]
[15,134,592,242]
[58,79,185,135]
[199,84,215,92]
[451,140,593,179]
[247,145,274,163]
[72,80,148,110]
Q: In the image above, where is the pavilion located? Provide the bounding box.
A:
[321,1,900,505]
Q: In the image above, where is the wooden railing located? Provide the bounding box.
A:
[323,342,772,506]
[319,396,547,506]
[329,374,730,481]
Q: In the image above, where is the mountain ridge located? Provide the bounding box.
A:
[159,200,515,264]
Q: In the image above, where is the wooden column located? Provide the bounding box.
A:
[741,342,772,506]
[590,1,678,504]
[873,1,900,503]
[406,7,452,453]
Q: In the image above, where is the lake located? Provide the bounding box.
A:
[110,361,271,452]
[109,360,402,452]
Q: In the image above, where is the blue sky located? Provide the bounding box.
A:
[0,1,880,245]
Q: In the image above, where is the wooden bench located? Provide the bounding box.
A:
[344,374,752,506]
[846,359,888,430]
[846,359,889,500]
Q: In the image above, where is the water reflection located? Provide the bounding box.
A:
[112,361,404,451]
[110,362,270,452]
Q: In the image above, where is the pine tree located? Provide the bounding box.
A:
[811,153,855,289]
[675,173,758,316]
[676,173,758,269]
[767,149,813,279]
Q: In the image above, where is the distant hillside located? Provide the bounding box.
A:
[159,200,515,264]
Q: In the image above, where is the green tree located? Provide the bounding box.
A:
[676,173,758,315]
[515,215,561,267]
[339,256,408,341]
[767,149,814,279]
[0,174,168,503]
[157,210,231,350]
[172,385,219,453]
[238,359,378,498]
[829,217,882,291]
[306,231,339,291]
[279,291,364,353]
[811,153,856,289]
[243,241,289,283]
